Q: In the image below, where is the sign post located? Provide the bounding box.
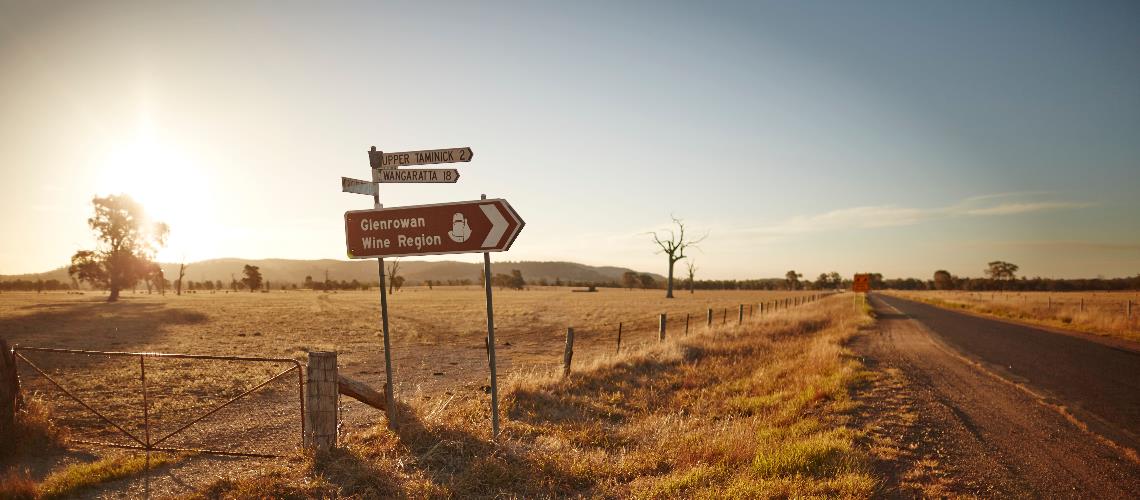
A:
[343,145,523,439]
[479,194,501,437]
[853,273,871,310]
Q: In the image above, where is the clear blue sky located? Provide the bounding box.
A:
[1,1,1138,279]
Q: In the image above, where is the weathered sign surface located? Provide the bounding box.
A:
[341,177,377,197]
[853,273,871,292]
[344,198,524,259]
[368,147,473,169]
[373,168,460,184]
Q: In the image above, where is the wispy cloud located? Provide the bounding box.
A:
[958,201,1090,216]
[737,193,1091,238]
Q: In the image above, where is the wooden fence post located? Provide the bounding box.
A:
[738,304,744,324]
[615,323,622,354]
[722,308,727,324]
[707,308,713,327]
[659,314,667,342]
[563,328,574,377]
[1081,298,1085,312]
[1128,300,1132,319]
[1,339,18,444]
[685,313,690,335]
[305,351,338,452]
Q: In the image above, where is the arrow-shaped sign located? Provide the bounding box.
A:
[373,168,460,184]
[344,199,524,259]
[369,147,473,169]
[341,177,377,196]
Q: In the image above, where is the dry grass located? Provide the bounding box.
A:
[36,452,178,499]
[1,396,69,460]
[0,468,37,500]
[0,288,833,496]
[888,290,1140,343]
[0,288,820,418]
[188,294,875,498]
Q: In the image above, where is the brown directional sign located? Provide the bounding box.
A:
[344,198,524,259]
[368,147,473,169]
[373,168,460,184]
[853,273,871,292]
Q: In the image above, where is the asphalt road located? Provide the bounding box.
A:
[855,294,1140,497]
[877,294,1140,449]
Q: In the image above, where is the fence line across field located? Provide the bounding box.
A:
[377,293,830,381]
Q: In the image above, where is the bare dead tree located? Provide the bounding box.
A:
[686,260,697,294]
[650,217,707,299]
[386,258,402,295]
[176,262,187,296]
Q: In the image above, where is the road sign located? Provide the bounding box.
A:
[373,168,460,184]
[853,273,871,292]
[341,177,377,197]
[344,198,524,259]
[368,147,473,169]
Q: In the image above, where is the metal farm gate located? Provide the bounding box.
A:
[12,346,304,458]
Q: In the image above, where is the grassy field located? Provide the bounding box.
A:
[885,290,1140,344]
[188,293,875,497]
[1,287,841,496]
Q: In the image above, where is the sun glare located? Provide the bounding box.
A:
[95,129,215,263]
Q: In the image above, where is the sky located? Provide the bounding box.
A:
[1,0,1138,280]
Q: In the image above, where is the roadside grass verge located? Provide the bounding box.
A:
[1,396,69,462]
[1,451,180,499]
[37,452,178,499]
[190,295,874,498]
[888,291,1140,344]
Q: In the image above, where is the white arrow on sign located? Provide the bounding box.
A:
[373,168,460,184]
[480,203,509,247]
[341,177,377,196]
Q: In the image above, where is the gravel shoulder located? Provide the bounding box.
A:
[851,294,1140,498]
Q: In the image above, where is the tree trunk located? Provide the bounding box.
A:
[108,285,120,302]
[666,258,675,298]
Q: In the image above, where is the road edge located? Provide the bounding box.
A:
[872,294,1140,467]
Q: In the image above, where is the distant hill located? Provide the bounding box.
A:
[1,259,666,287]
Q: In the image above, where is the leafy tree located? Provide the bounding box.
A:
[785,270,802,290]
[241,265,263,292]
[638,273,657,289]
[492,273,513,289]
[649,216,706,298]
[621,271,640,290]
[828,272,842,288]
[985,261,1019,282]
[68,195,168,302]
[933,270,954,290]
[304,275,314,289]
[509,269,526,290]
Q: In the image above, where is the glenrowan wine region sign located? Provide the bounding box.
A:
[344,199,524,259]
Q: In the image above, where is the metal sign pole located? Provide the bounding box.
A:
[370,148,398,431]
[481,194,501,438]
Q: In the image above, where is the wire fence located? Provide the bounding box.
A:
[13,347,304,458]
[371,292,833,399]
